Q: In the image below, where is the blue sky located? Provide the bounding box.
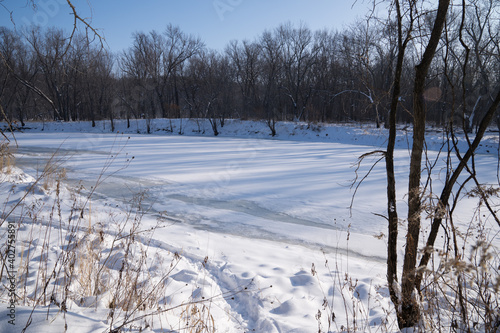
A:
[1,0,368,52]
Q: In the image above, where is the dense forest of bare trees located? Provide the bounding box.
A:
[1,0,498,135]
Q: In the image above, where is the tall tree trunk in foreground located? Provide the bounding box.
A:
[400,0,450,327]
[385,0,413,321]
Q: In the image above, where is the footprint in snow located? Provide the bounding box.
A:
[270,299,300,315]
[289,270,314,287]
[354,282,373,300]
[170,269,198,283]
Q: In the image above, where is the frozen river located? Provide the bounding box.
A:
[5,126,499,332]
[13,132,401,259]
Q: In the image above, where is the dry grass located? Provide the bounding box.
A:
[0,139,227,332]
[0,141,15,173]
[313,201,500,332]
[181,303,216,333]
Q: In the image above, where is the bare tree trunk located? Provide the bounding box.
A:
[400,0,450,327]
[386,0,412,319]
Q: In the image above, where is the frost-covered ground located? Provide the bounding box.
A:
[0,119,498,332]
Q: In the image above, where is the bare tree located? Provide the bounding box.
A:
[0,0,103,137]
[462,0,499,133]
[278,22,320,121]
[377,0,500,329]
[119,25,203,132]
[396,0,451,327]
[335,16,392,126]
[26,27,71,120]
[384,1,415,324]
[259,30,284,135]
[81,45,115,129]
[0,27,26,124]
[184,51,234,136]
[226,39,262,120]
[120,32,156,133]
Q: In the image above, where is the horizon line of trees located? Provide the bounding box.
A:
[1,2,499,135]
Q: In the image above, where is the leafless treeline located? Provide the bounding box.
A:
[1,1,499,134]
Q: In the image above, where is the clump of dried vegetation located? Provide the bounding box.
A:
[0,138,227,333]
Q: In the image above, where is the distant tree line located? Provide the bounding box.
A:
[0,1,499,135]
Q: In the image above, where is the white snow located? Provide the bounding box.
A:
[1,118,498,332]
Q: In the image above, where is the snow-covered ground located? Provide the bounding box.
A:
[1,119,498,332]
